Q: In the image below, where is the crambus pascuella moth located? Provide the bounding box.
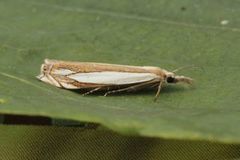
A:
[37,59,193,100]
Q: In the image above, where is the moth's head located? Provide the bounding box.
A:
[164,71,193,84]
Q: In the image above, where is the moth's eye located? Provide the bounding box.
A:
[166,76,175,83]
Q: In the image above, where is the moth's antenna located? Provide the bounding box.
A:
[172,65,202,73]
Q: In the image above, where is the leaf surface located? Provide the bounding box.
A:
[0,0,240,143]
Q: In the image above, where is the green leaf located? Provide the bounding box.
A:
[0,0,239,143]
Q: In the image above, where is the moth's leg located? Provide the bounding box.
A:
[82,87,102,96]
[104,80,158,97]
[150,83,159,88]
[154,81,163,102]
[104,85,139,96]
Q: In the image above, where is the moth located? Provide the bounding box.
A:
[37,59,193,100]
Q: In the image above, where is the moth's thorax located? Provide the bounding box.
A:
[164,71,175,78]
[142,66,182,84]
[142,66,173,79]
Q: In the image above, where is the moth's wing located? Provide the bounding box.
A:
[67,72,159,85]
[49,69,105,89]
